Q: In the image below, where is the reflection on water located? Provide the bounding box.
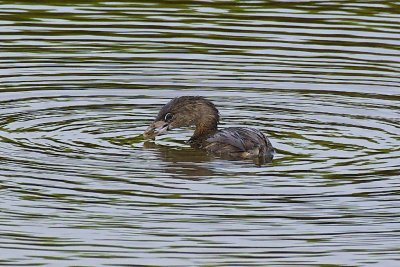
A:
[143,141,217,177]
[1,0,400,266]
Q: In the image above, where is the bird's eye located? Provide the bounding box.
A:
[164,113,173,121]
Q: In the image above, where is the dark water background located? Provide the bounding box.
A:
[1,1,399,266]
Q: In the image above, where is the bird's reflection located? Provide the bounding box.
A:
[142,140,271,178]
[143,141,217,178]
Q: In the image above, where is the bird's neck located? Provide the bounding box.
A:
[189,118,218,146]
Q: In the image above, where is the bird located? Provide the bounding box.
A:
[143,96,274,163]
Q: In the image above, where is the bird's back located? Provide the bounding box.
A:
[202,127,274,162]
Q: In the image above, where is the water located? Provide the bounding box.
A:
[1,1,400,266]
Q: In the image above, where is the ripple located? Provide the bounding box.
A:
[1,1,400,266]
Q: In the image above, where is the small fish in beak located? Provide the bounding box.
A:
[143,120,170,140]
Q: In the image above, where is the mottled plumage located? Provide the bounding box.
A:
[203,127,274,161]
[144,96,274,162]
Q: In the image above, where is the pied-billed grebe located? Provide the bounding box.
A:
[143,96,274,162]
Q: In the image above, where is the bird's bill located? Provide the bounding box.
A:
[143,120,169,140]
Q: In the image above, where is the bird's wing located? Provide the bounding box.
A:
[203,127,269,157]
